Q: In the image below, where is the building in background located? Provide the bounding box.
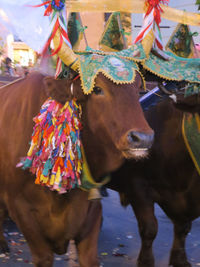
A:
[6,34,36,67]
[12,37,36,67]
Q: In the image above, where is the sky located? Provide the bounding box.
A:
[131,0,200,45]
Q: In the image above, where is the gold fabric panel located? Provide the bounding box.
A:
[65,0,200,26]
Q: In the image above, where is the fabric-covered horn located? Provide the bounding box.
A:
[53,28,79,71]
[141,29,155,57]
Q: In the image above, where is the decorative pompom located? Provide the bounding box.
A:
[51,0,65,11]
[18,98,82,194]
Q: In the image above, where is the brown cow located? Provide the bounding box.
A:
[0,71,153,267]
[109,94,200,267]
[0,82,6,87]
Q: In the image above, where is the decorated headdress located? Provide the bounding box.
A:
[99,12,127,52]
[67,12,85,51]
[165,23,198,58]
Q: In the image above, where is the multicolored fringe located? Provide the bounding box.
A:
[17,98,82,194]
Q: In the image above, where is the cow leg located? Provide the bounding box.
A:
[75,201,102,267]
[130,199,158,267]
[15,216,54,267]
[0,207,9,253]
[9,200,54,267]
[169,220,192,267]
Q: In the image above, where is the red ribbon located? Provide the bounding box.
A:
[60,27,71,44]
[55,0,61,7]
[41,18,67,57]
[28,1,51,8]
[73,74,80,81]
[27,1,53,16]
[30,1,70,61]
[145,0,169,25]
[42,18,60,55]
[44,3,53,16]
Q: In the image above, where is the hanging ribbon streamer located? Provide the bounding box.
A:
[134,0,169,50]
[30,0,72,77]
[17,98,83,194]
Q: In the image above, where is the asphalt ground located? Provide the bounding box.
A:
[0,189,200,267]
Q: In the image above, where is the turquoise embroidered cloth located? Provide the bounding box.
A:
[76,44,145,94]
[78,52,140,94]
[143,51,200,83]
[74,44,200,94]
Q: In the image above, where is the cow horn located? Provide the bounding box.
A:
[53,28,79,71]
[169,94,177,103]
[141,29,155,57]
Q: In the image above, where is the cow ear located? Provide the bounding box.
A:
[43,76,73,104]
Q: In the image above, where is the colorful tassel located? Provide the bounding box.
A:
[18,98,82,194]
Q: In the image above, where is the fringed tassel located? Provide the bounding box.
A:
[17,98,82,194]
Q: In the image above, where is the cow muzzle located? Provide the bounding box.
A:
[120,130,154,159]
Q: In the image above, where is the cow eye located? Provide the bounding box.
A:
[93,86,104,95]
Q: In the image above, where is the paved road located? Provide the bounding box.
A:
[0,189,200,266]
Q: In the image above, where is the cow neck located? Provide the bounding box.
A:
[80,102,125,182]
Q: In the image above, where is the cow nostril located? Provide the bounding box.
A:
[128,132,140,143]
[127,131,154,148]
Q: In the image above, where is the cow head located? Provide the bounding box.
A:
[81,72,154,158]
[43,69,154,178]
